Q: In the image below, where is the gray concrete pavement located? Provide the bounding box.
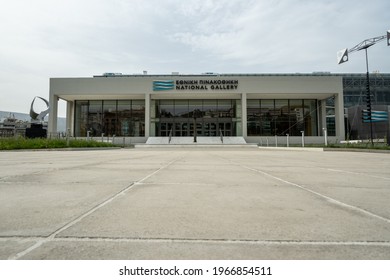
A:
[0,148,389,259]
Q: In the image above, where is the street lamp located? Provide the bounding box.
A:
[337,30,390,145]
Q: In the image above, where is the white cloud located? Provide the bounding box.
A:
[0,0,389,114]
[170,0,389,71]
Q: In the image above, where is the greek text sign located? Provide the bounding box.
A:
[153,79,239,91]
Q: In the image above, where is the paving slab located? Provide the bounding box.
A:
[0,151,166,236]
[0,148,390,260]
[0,239,36,259]
[58,178,390,242]
[20,240,390,260]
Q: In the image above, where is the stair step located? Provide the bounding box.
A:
[145,137,247,145]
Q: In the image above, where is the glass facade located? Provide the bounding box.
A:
[326,73,390,137]
[247,99,318,136]
[341,74,390,140]
[72,73,390,139]
[342,74,390,108]
[74,100,145,137]
[151,99,241,137]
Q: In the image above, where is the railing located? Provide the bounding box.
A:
[219,129,224,143]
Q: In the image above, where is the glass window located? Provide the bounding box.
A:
[247,100,260,136]
[118,100,131,136]
[246,99,318,137]
[88,100,103,136]
[260,100,274,136]
[274,100,289,136]
[174,100,189,118]
[189,100,203,118]
[203,100,218,118]
[75,101,88,137]
[218,100,233,118]
[74,100,145,137]
[158,100,174,118]
[131,100,145,137]
[132,100,145,119]
[289,99,304,136]
[304,100,318,136]
[103,101,117,136]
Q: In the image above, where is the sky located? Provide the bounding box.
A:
[0,0,389,116]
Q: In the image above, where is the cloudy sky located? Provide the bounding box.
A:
[0,0,389,116]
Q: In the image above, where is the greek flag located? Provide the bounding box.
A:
[362,110,388,123]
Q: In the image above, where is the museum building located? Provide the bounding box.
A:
[48,73,346,144]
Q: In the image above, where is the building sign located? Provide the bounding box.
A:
[153,80,175,91]
[153,79,239,91]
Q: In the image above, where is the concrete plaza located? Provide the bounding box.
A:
[0,147,389,259]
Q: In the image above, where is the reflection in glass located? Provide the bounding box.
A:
[203,100,218,118]
[159,100,174,118]
[218,100,233,118]
[304,100,317,136]
[75,101,88,137]
[88,101,103,136]
[103,101,117,136]
[153,99,238,136]
[118,100,131,136]
[247,99,318,136]
[260,100,274,136]
[174,100,189,117]
[247,100,260,136]
[74,100,145,137]
[289,99,304,136]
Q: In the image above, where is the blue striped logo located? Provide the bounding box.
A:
[153,80,174,91]
[362,110,388,123]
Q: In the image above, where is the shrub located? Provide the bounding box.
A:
[0,137,116,150]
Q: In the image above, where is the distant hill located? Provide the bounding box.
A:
[0,111,31,122]
[0,111,66,132]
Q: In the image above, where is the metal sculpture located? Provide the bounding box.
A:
[337,30,390,145]
[30,96,50,122]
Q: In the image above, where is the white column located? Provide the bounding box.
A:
[241,93,247,137]
[66,101,74,136]
[145,93,150,137]
[334,93,345,141]
[320,99,327,135]
[48,94,58,137]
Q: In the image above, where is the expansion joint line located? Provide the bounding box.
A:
[215,154,390,225]
[8,157,182,260]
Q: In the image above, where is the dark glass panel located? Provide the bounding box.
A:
[159,100,174,118]
[274,100,289,136]
[203,100,218,118]
[174,100,189,118]
[218,100,233,118]
[260,100,274,136]
[289,99,304,136]
[189,100,203,118]
[75,101,88,137]
[103,100,117,136]
[88,100,103,136]
[131,100,145,136]
[117,100,131,136]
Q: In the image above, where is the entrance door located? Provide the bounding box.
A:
[218,120,233,136]
[157,119,234,137]
[189,121,203,136]
[158,121,173,136]
[203,119,217,136]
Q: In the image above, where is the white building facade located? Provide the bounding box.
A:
[49,74,345,144]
